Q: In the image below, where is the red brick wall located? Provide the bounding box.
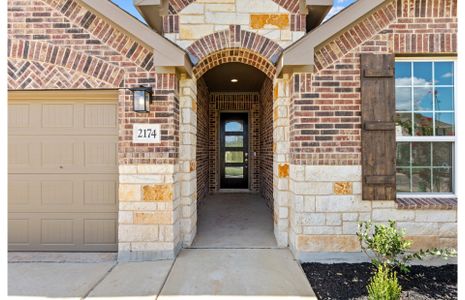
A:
[259,78,274,208]
[290,0,457,165]
[7,0,179,165]
[196,78,210,203]
[187,26,283,66]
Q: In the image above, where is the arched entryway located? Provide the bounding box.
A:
[177,48,290,250]
[193,61,275,248]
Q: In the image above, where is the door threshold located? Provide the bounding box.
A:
[218,189,252,193]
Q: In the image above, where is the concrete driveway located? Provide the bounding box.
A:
[8,249,316,300]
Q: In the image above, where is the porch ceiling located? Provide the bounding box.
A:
[202,63,266,92]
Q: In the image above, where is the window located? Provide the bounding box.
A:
[395,60,455,194]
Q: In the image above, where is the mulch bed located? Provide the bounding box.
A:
[302,263,457,300]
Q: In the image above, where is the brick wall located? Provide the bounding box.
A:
[287,0,458,257]
[196,78,210,203]
[290,0,457,166]
[7,0,179,165]
[259,78,274,208]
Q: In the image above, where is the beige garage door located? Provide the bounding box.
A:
[8,90,119,251]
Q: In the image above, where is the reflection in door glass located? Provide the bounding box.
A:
[225,151,243,163]
[225,167,243,178]
[225,135,243,147]
[225,121,243,132]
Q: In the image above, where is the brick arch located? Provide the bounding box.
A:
[193,48,276,79]
[8,39,125,87]
[186,25,283,66]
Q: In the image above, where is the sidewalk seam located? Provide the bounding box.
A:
[81,261,118,299]
[156,257,177,299]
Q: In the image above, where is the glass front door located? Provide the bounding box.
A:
[220,113,248,189]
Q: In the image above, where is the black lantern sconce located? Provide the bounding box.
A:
[130,86,153,113]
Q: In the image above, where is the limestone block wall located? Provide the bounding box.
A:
[164,0,305,50]
[288,165,457,259]
[179,75,198,246]
[273,75,291,247]
[118,164,182,261]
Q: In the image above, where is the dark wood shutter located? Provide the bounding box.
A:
[360,53,396,200]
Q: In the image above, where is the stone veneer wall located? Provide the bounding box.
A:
[289,165,457,259]
[8,0,182,260]
[163,0,306,51]
[208,93,260,192]
[196,78,210,203]
[178,75,198,247]
[259,78,274,208]
[119,164,182,260]
[286,0,457,258]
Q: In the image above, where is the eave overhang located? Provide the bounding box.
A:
[303,0,333,32]
[133,0,169,34]
[277,0,387,76]
[79,0,192,76]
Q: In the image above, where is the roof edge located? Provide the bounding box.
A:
[79,0,192,76]
[277,0,387,75]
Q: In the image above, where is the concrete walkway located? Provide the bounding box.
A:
[192,193,277,248]
[8,193,316,299]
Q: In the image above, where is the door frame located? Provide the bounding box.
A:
[218,111,250,190]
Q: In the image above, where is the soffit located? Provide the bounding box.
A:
[202,63,267,92]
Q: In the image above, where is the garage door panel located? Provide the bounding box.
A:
[41,219,75,245]
[41,180,74,205]
[9,213,117,251]
[9,136,117,174]
[84,180,117,206]
[9,101,117,136]
[84,138,118,168]
[9,180,31,205]
[42,104,75,128]
[42,139,82,169]
[8,219,30,245]
[84,219,117,245]
[84,103,117,128]
[9,174,118,212]
[8,104,30,128]
[8,141,40,170]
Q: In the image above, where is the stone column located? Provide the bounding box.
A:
[273,74,291,247]
[118,164,181,261]
[178,73,198,246]
[117,70,182,261]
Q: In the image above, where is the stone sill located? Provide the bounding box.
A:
[395,197,457,210]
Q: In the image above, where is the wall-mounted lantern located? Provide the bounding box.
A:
[130,86,153,113]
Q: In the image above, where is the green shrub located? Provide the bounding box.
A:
[357,220,456,272]
[367,264,402,300]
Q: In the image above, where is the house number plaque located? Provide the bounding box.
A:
[132,123,161,144]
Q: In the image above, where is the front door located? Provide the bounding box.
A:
[220,113,248,189]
